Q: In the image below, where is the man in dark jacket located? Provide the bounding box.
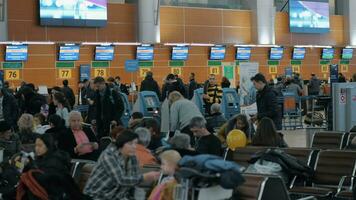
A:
[140,71,161,98]
[94,77,124,139]
[0,88,19,129]
[161,74,186,100]
[250,73,282,130]
[61,80,75,109]
[188,73,198,99]
[114,76,129,95]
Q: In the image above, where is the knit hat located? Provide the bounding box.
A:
[0,121,11,133]
[115,130,139,149]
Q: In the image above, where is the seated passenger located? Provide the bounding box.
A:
[135,127,157,167]
[33,113,50,134]
[139,118,162,151]
[218,114,251,145]
[189,117,222,156]
[128,112,144,130]
[169,134,197,157]
[84,130,160,200]
[205,103,227,133]
[148,150,181,200]
[17,114,39,152]
[0,121,20,162]
[45,114,66,142]
[58,111,100,161]
[251,117,288,148]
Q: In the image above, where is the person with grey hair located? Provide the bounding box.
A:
[169,134,198,157]
[205,103,227,133]
[135,127,157,167]
[168,91,204,145]
[189,116,222,156]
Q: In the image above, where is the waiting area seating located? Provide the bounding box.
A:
[311,131,348,150]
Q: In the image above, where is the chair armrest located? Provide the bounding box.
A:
[297,196,316,200]
[337,175,356,193]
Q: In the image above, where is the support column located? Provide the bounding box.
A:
[137,0,160,44]
[339,0,356,45]
[0,0,8,41]
[249,0,276,45]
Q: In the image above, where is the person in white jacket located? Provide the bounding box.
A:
[168,91,204,145]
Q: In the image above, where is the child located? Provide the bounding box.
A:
[149,150,182,200]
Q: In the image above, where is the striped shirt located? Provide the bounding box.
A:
[206,84,223,104]
[84,144,143,200]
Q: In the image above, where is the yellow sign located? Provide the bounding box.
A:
[58,69,72,79]
[209,67,220,75]
[269,66,277,74]
[321,65,329,73]
[94,68,107,78]
[5,70,20,80]
[139,67,151,78]
[323,73,328,79]
[171,67,182,76]
[340,64,349,73]
[292,65,300,73]
[237,67,240,75]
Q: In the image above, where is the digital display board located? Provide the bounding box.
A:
[236,47,251,60]
[341,48,353,60]
[321,48,334,60]
[5,45,28,61]
[171,46,189,60]
[210,46,226,60]
[59,45,80,61]
[270,47,284,60]
[136,46,154,61]
[95,46,114,61]
[292,47,306,60]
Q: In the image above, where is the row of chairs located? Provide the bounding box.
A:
[228,146,356,199]
[312,131,356,150]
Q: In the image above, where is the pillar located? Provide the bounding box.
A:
[137,0,160,44]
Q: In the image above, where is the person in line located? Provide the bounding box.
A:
[218,114,251,145]
[53,92,70,127]
[274,76,285,96]
[308,74,321,96]
[115,76,130,95]
[221,76,231,88]
[58,111,100,161]
[203,74,223,115]
[85,79,97,124]
[188,72,198,100]
[140,71,161,98]
[48,86,63,116]
[61,79,76,109]
[189,116,222,156]
[251,117,288,148]
[0,87,19,129]
[168,91,204,144]
[84,130,160,200]
[338,73,347,83]
[134,127,157,167]
[250,73,282,130]
[285,78,303,97]
[205,103,227,133]
[148,150,181,200]
[94,76,124,139]
[161,74,186,100]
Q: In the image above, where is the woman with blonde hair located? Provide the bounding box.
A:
[58,111,100,161]
[17,114,39,147]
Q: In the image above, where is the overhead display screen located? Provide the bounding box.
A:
[39,0,108,27]
[171,46,189,60]
[59,45,80,61]
[321,48,334,60]
[210,46,226,60]
[289,0,330,33]
[270,47,284,60]
[292,47,306,60]
[95,46,114,61]
[236,47,251,60]
[341,48,353,60]
[5,45,28,61]
[136,46,154,61]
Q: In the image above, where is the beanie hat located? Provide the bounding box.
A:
[115,130,138,149]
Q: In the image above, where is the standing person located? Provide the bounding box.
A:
[188,72,198,100]
[53,92,70,127]
[140,71,161,98]
[308,74,321,96]
[250,73,282,130]
[61,80,75,109]
[221,76,231,88]
[94,77,124,139]
[0,87,19,129]
[285,78,303,97]
[168,91,204,143]
[85,79,97,124]
[189,116,222,156]
[115,76,129,95]
[77,80,88,105]
[203,74,223,115]
[338,73,347,83]
[161,74,186,100]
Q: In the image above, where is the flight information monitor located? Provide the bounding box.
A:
[289,0,330,33]
[321,48,334,60]
[270,47,284,60]
[236,47,251,60]
[95,46,114,61]
[210,46,226,60]
[39,0,108,27]
[292,47,306,60]
[341,48,353,60]
[5,45,28,61]
[171,46,189,60]
[59,45,80,61]
[137,46,154,61]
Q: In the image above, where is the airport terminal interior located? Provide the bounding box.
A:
[1,0,356,199]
